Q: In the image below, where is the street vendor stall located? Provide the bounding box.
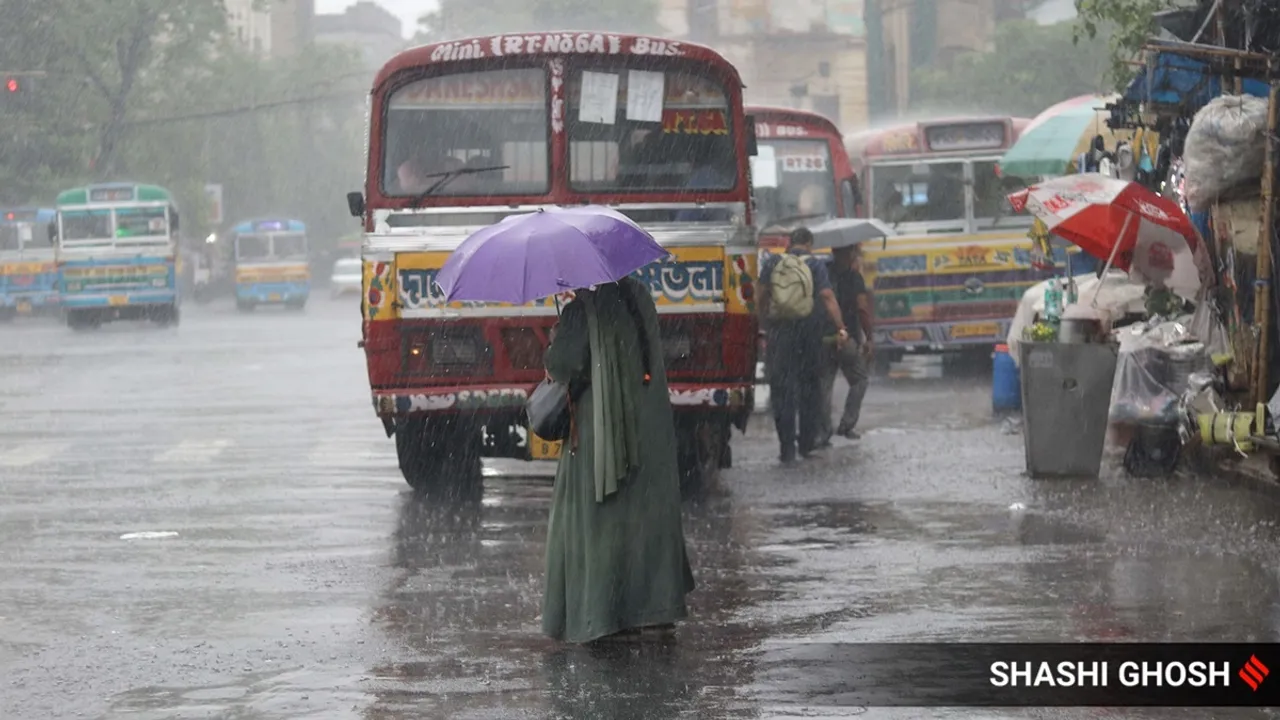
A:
[1006,173,1219,478]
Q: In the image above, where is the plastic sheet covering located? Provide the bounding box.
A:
[1183,94,1268,212]
[1006,271,1148,366]
[1188,294,1232,362]
[1109,319,1212,425]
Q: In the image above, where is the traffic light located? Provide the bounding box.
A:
[0,74,36,109]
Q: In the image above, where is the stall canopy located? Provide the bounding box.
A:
[1124,53,1268,110]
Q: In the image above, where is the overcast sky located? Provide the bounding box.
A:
[314,0,429,38]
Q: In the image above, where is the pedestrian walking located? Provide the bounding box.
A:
[541,276,696,644]
[757,227,849,463]
[819,244,874,442]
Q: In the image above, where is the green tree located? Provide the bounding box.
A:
[0,0,367,245]
[1074,0,1180,90]
[911,19,1112,118]
[1,0,227,179]
[415,0,660,43]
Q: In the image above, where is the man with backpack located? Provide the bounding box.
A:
[757,227,850,464]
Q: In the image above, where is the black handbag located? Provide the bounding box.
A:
[527,288,652,442]
[527,377,574,441]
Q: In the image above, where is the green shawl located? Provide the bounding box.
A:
[580,283,645,503]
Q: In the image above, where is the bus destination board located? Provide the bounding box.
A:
[925,122,1007,152]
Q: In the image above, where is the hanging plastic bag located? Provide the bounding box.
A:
[1188,295,1232,363]
[1182,94,1268,212]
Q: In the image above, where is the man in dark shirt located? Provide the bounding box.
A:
[758,227,849,463]
[820,244,874,442]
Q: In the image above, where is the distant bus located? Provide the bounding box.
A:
[748,105,860,251]
[53,182,181,328]
[229,218,310,311]
[846,116,1093,353]
[0,207,59,320]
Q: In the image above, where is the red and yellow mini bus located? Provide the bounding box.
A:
[348,32,760,491]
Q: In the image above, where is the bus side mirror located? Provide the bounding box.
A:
[744,114,759,157]
[347,192,365,218]
[47,222,57,243]
[171,212,180,231]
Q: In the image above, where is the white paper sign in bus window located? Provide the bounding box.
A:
[781,155,828,173]
[751,145,778,189]
[625,70,665,123]
[579,71,619,124]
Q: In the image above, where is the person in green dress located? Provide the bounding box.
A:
[541,275,696,643]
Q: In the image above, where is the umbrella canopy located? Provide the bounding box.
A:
[806,217,896,250]
[434,205,669,305]
[1008,173,1211,299]
[1000,94,1155,178]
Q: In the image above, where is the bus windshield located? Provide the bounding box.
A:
[972,160,1035,227]
[870,162,966,225]
[61,209,113,241]
[115,207,168,238]
[0,225,23,252]
[565,63,736,193]
[383,67,549,197]
[236,234,271,261]
[753,138,836,229]
[272,233,307,259]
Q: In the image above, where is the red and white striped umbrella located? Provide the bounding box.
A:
[1008,173,1211,299]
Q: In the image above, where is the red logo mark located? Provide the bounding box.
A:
[1240,655,1269,691]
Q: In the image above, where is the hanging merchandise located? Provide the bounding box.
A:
[1182,94,1268,212]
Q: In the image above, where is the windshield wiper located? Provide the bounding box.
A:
[410,166,510,208]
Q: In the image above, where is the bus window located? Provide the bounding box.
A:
[115,207,168,238]
[237,234,271,260]
[753,137,837,228]
[972,160,1033,226]
[382,67,549,197]
[0,225,19,251]
[870,162,965,224]
[61,210,112,241]
[566,66,735,193]
[272,234,307,259]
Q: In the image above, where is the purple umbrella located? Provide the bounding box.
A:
[434,205,670,304]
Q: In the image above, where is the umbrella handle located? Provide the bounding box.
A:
[1090,212,1132,308]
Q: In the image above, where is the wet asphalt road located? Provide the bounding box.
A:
[4,298,1280,720]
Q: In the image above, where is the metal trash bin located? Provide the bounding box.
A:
[1019,341,1119,478]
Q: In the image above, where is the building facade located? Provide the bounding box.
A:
[270,0,316,56]
[655,0,870,132]
[225,0,274,54]
[865,0,1031,121]
[314,1,405,70]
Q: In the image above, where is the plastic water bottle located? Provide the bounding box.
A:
[1043,279,1063,324]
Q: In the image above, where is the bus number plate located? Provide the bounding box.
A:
[108,295,128,306]
[951,322,999,339]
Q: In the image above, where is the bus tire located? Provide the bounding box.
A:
[152,304,179,326]
[236,299,256,313]
[676,416,726,499]
[0,307,15,322]
[66,309,99,331]
[286,298,308,311]
[395,416,482,495]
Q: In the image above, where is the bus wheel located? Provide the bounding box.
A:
[677,416,726,499]
[395,416,482,495]
[66,310,99,331]
[286,298,308,311]
[236,299,256,313]
[0,307,15,323]
[152,304,179,326]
